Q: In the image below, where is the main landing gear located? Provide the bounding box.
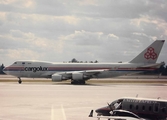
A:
[18,77,22,84]
[71,80,86,85]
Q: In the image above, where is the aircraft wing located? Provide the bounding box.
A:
[89,110,144,120]
[48,69,109,82]
[94,116,139,120]
[55,69,108,77]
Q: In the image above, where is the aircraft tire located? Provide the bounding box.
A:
[18,80,22,84]
[80,80,85,85]
[71,80,85,85]
[18,77,22,84]
[71,80,76,84]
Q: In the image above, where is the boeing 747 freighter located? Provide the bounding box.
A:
[3,40,165,84]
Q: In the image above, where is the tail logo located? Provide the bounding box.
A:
[144,47,157,60]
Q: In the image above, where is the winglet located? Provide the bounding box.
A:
[89,110,94,117]
[130,40,165,63]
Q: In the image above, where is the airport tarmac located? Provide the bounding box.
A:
[1,76,167,120]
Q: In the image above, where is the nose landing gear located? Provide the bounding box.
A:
[18,77,22,84]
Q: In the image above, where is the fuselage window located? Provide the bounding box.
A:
[14,62,17,64]
[142,106,145,111]
[22,62,25,64]
[162,107,166,113]
[136,105,138,110]
[155,106,158,112]
[149,106,152,111]
[153,103,160,112]
[129,105,133,109]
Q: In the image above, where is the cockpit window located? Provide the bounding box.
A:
[110,99,123,110]
[14,62,17,64]
[22,62,25,64]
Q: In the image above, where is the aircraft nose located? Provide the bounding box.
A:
[3,67,9,74]
[95,106,111,116]
[3,67,7,73]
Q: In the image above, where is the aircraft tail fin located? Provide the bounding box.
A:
[130,40,165,63]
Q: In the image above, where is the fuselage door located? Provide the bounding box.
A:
[20,62,25,74]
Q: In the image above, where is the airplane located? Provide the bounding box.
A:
[89,97,167,120]
[3,40,165,85]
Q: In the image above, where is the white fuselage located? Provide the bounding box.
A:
[3,40,165,84]
[3,60,154,79]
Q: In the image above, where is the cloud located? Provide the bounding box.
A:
[108,34,119,40]
[0,0,167,65]
[59,30,104,46]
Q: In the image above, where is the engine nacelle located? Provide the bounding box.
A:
[52,74,68,82]
[72,72,84,80]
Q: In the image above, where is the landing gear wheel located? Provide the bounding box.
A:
[71,81,74,84]
[71,80,77,84]
[71,80,85,85]
[80,80,85,85]
[18,78,22,84]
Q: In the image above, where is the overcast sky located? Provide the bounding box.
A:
[0,0,167,66]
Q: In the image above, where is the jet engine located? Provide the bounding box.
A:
[52,74,68,82]
[71,72,89,84]
[52,72,90,84]
[72,72,84,80]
